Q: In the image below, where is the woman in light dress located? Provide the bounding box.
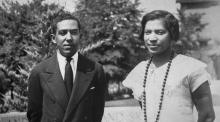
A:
[122,10,215,122]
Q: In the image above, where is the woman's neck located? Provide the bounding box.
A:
[151,49,174,67]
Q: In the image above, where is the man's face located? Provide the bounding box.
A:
[53,19,80,58]
[143,19,172,55]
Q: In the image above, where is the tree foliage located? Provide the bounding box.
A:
[0,0,65,113]
[74,0,145,100]
[176,9,209,54]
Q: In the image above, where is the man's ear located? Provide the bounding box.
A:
[51,34,56,43]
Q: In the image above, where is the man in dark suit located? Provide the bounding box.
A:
[27,13,107,122]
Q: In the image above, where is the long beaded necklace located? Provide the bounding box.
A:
[142,53,174,122]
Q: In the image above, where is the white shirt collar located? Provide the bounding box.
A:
[57,50,78,63]
[56,50,78,80]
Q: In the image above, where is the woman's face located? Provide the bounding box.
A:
[144,19,172,55]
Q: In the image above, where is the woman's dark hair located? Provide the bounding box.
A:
[140,10,179,41]
[51,13,81,34]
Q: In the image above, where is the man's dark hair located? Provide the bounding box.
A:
[140,10,179,42]
[51,13,81,34]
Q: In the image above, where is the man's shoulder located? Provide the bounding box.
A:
[78,53,103,71]
[32,55,56,71]
[79,53,97,65]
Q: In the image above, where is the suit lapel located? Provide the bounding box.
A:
[42,54,69,112]
[63,54,96,121]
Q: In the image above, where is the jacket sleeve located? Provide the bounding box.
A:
[27,68,43,122]
[93,64,108,122]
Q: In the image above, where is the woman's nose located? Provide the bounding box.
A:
[148,34,158,42]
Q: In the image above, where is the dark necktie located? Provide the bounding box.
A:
[64,57,73,98]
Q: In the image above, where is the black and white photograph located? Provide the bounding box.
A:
[0,0,220,122]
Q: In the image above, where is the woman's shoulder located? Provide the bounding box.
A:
[123,60,147,84]
[134,60,147,68]
[122,60,148,100]
[174,54,207,69]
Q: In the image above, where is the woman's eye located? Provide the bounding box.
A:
[144,31,151,35]
[155,30,166,35]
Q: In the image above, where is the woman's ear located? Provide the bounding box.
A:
[51,34,56,43]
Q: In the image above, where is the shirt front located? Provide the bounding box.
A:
[56,50,78,82]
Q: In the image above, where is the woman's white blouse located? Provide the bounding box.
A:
[122,54,211,122]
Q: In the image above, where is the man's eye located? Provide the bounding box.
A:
[69,30,79,35]
[58,30,68,36]
[58,29,79,36]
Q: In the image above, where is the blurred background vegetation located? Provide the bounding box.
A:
[0,0,212,113]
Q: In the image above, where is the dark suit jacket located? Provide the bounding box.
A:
[27,53,107,122]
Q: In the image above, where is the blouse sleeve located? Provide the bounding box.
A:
[189,67,212,92]
[122,61,146,100]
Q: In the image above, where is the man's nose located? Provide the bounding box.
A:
[65,32,73,40]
